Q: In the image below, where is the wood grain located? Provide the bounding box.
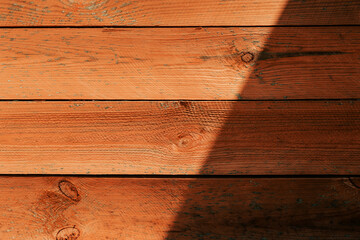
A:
[0,27,359,100]
[0,177,359,239]
[0,100,358,175]
[0,0,358,26]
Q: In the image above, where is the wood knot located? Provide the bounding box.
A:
[241,52,254,63]
[179,101,191,109]
[56,226,80,240]
[349,177,360,189]
[178,136,190,148]
[177,132,203,149]
[58,180,81,202]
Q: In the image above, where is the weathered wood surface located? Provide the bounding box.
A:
[0,177,359,239]
[0,0,358,26]
[0,27,359,100]
[0,100,358,175]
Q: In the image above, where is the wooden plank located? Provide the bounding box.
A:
[0,0,358,26]
[0,177,359,239]
[0,27,359,100]
[0,100,358,175]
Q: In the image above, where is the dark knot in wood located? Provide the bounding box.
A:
[56,226,80,240]
[58,180,81,202]
[241,52,255,63]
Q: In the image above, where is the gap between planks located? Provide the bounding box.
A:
[0,174,359,178]
[0,99,359,101]
[1,25,360,28]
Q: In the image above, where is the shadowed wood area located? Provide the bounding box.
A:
[0,177,359,239]
[0,27,359,100]
[0,100,358,175]
[0,0,358,26]
[161,1,360,236]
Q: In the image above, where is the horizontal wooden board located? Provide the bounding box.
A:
[0,100,359,175]
[0,177,359,239]
[0,27,359,100]
[0,0,359,26]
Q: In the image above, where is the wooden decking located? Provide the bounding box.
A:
[0,0,359,239]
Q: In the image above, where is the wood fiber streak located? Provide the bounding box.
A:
[0,101,358,175]
[0,27,359,100]
[0,0,358,26]
[0,177,359,239]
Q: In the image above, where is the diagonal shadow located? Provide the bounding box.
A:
[166,1,359,239]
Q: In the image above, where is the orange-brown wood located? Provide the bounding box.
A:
[0,177,359,239]
[1,0,359,237]
[0,0,358,26]
[0,100,358,175]
[0,27,359,100]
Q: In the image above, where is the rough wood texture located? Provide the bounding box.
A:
[0,100,358,175]
[0,0,358,26]
[0,177,359,239]
[0,27,359,100]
